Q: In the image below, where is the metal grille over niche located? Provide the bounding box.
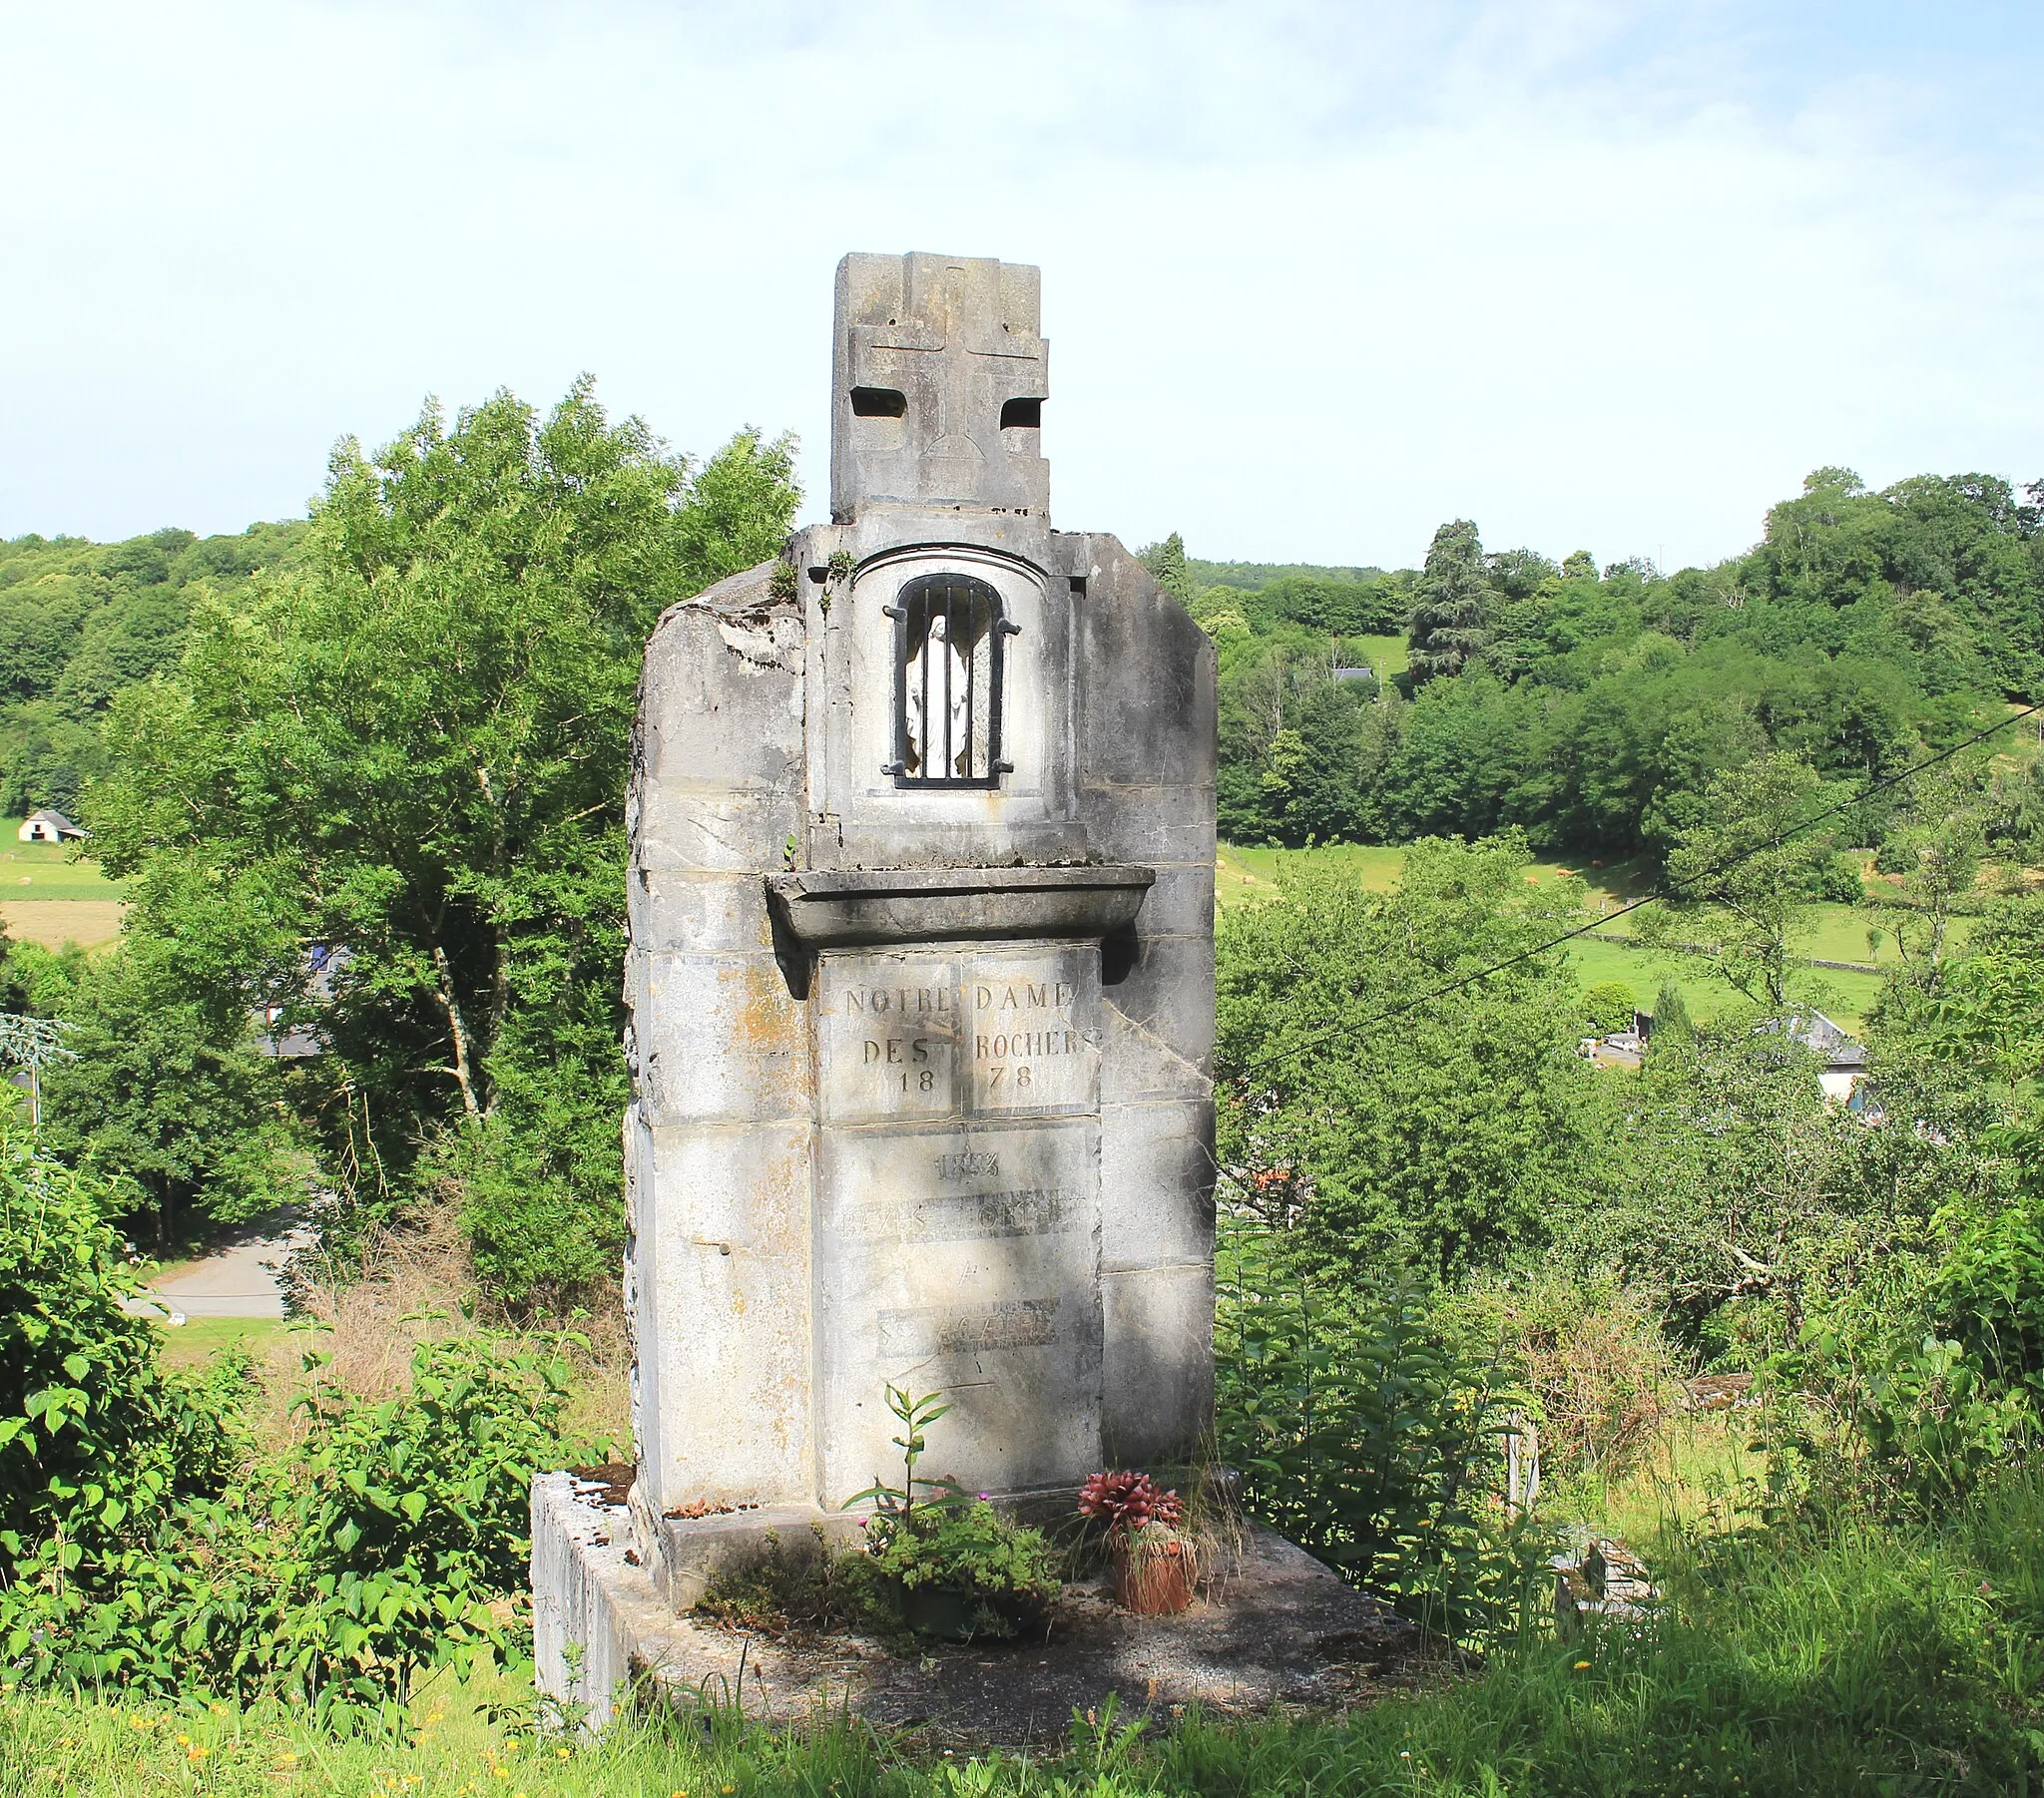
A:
[884,573,1019,786]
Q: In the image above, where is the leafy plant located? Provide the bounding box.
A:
[0,1324,581,1732]
[0,1120,242,1565]
[842,1385,1060,1640]
[857,1499,1062,1640]
[1217,1219,1548,1651]
[844,1383,969,1523]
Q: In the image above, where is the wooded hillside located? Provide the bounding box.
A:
[0,523,304,814]
[1154,468,2044,858]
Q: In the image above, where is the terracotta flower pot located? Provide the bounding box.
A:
[1113,1532,1198,1614]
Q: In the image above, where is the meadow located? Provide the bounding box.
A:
[1214,841,1973,1028]
[0,827,126,948]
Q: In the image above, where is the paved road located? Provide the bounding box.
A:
[126,1224,309,1321]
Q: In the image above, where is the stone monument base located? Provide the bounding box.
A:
[533,1471,1424,1742]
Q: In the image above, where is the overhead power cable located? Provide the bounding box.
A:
[1237,700,2044,1081]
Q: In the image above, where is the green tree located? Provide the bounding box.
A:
[1868,757,1992,999]
[85,382,799,1307]
[1646,753,1841,1006]
[1216,836,1603,1286]
[1406,520,1490,685]
[1650,979,1694,1047]
[1571,1009,1986,1342]
[13,940,305,1245]
[1141,532,1195,605]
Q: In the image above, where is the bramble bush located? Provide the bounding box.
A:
[1773,1117,2044,1507]
[0,1121,243,1565]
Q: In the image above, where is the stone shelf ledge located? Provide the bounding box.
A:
[766,864,1154,950]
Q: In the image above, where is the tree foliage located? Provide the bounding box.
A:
[0,524,302,814]
[1194,468,2043,854]
[1216,836,1603,1286]
[80,382,799,1304]
[1406,519,1490,685]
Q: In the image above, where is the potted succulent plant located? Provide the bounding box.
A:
[1078,1470,1197,1614]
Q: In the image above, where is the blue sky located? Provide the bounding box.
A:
[3,1,2039,572]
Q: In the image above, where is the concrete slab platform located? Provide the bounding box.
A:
[533,1471,1423,1743]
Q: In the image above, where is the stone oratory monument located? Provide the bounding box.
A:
[628,248,1216,1528]
[533,255,1383,1726]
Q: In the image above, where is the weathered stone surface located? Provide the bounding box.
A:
[831,253,1049,524]
[766,864,1153,950]
[630,1121,813,1507]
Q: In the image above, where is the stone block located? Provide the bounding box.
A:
[1075,540,1219,788]
[813,1114,1104,1505]
[1102,1262,1216,1467]
[639,597,804,792]
[636,952,807,1125]
[1128,862,1216,940]
[651,1504,868,1612]
[1102,937,1216,1079]
[1100,1097,1217,1272]
[633,1122,812,1511]
[628,870,775,956]
[634,783,804,874]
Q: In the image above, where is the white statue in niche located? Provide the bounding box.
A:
[903,601,992,779]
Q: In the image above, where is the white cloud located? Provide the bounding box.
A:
[2,0,2039,571]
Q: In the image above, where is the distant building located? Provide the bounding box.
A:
[1580,1029,1645,1071]
[1580,1007,1870,1104]
[17,810,86,843]
[254,944,349,1059]
[1781,1009,1870,1107]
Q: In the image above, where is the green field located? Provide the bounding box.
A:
[1352,631,1409,678]
[149,1314,297,1372]
[0,830,124,900]
[1216,841,1935,1028]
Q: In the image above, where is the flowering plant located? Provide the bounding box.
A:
[1077,1470,1184,1541]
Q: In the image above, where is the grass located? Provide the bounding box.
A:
[0,833,124,897]
[1568,935,1882,1030]
[1216,841,1407,906]
[0,830,127,947]
[1541,1407,1771,1547]
[1352,632,1410,678]
[150,1313,299,1374]
[7,1469,2043,1794]
[1215,841,1987,1029]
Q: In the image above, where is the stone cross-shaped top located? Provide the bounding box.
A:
[830,252,1050,524]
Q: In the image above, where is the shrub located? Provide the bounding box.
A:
[0,1120,242,1565]
[0,1328,579,1731]
[1810,850,1868,902]
[1438,1268,1681,1491]
[838,1384,1061,1641]
[1216,1220,1551,1649]
[1580,981,1637,1036]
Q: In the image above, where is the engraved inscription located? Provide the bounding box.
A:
[968,960,1096,1114]
[935,1151,999,1181]
[856,1184,1078,1242]
[817,958,963,1121]
[881,1297,1060,1357]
